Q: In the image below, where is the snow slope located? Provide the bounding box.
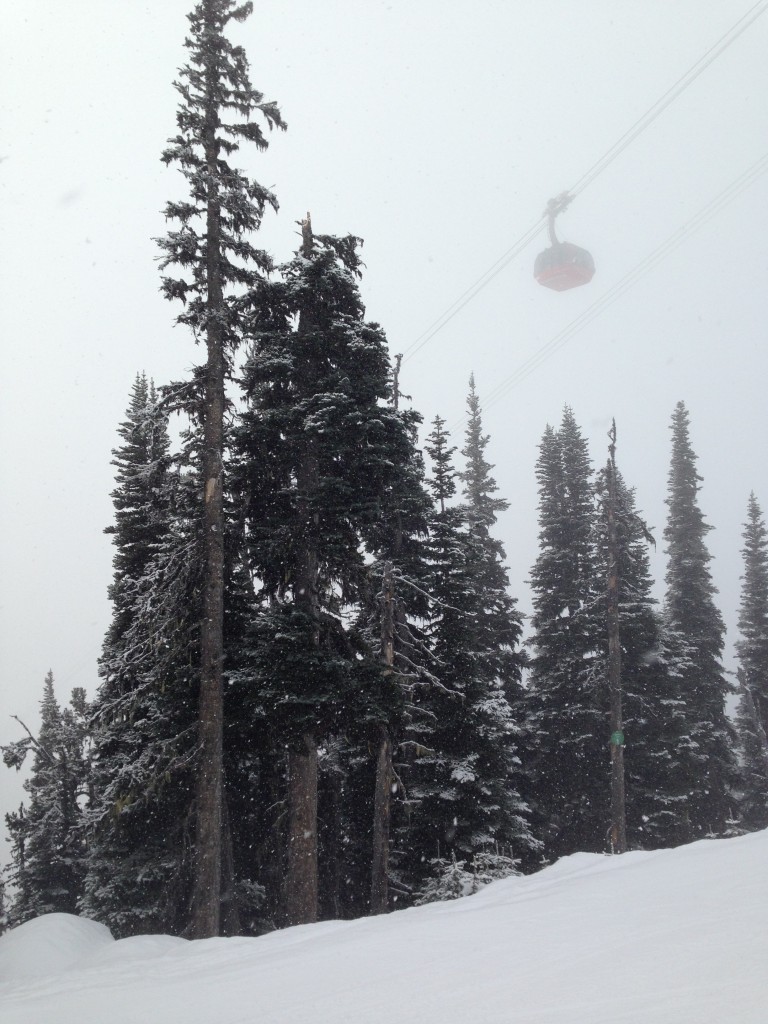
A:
[2,830,767,1024]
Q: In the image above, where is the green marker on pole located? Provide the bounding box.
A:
[610,730,625,747]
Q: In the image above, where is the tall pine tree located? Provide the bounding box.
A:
[525,408,606,860]
[734,494,768,830]
[662,401,735,837]
[592,462,689,848]
[157,0,285,937]
[231,223,428,923]
[84,381,202,937]
[736,494,768,736]
[408,399,535,899]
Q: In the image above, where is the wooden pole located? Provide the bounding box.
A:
[607,420,627,854]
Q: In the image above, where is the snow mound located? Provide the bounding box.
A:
[1,832,767,1023]
[0,913,113,983]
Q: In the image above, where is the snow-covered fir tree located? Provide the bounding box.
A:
[102,374,172,647]
[407,402,536,899]
[734,494,768,830]
[2,672,89,925]
[662,401,735,837]
[231,224,429,923]
[592,463,690,848]
[157,0,285,937]
[734,668,768,831]
[83,385,201,937]
[736,494,768,737]
[525,408,606,860]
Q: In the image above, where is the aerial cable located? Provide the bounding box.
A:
[448,152,768,430]
[402,0,768,364]
[568,0,768,200]
[400,217,545,362]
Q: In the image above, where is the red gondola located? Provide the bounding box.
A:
[534,193,595,292]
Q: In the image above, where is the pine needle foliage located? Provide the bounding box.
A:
[525,408,606,859]
[734,494,768,830]
[406,396,535,895]
[662,401,735,838]
[2,673,90,926]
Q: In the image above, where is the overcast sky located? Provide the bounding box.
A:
[2,0,767,847]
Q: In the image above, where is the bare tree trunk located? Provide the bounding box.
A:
[321,761,343,920]
[370,561,395,914]
[189,30,225,937]
[282,213,320,926]
[370,727,393,914]
[607,421,627,854]
[283,735,319,926]
[220,787,241,936]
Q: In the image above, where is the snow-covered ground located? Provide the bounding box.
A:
[2,830,767,1023]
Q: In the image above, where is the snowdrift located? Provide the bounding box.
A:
[2,830,767,1024]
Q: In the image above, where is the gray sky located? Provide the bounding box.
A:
[2,1,767,848]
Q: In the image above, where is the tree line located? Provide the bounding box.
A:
[3,0,768,938]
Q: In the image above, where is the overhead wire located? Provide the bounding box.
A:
[445,150,768,432]
[400,217,545,362]
[401,0,768,365]
[567,0,768,200]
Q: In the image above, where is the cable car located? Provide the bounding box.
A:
[534,193,595,291]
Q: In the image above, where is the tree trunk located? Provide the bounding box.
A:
[220,786,241,936]
[320,761,343,920]
[283,734,318,926]
[189,30,225,937]
[370,726,393,914]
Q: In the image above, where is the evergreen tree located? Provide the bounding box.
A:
[734,494,768,830]
[157,0,285,937]
[231,223,427,923]
[408,402,535,895]
[734,668,768,831]
[592,464,689,848]
[102,374,171,648]
[736,494,768,736]
[1,673,89,925]
[525,408,606,860]
[84,388,200,937]
[662,401,735,837]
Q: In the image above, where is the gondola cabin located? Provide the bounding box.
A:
[534,241,595,291]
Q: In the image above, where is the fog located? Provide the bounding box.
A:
[2,0,767,853]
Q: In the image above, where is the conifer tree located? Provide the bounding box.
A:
[525,408,606,859]
[157,0,285,937]
[736,494,768,735]
[592,464,688,848]
[456,385,532,858]
[232,223,426,923]
[1,673,89,924]
[409,402,534,894]
[734,669,768,831]
[103,374,172,647]
[85,384,204,937]
[734,494,768,829]
[663,401,735,837]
